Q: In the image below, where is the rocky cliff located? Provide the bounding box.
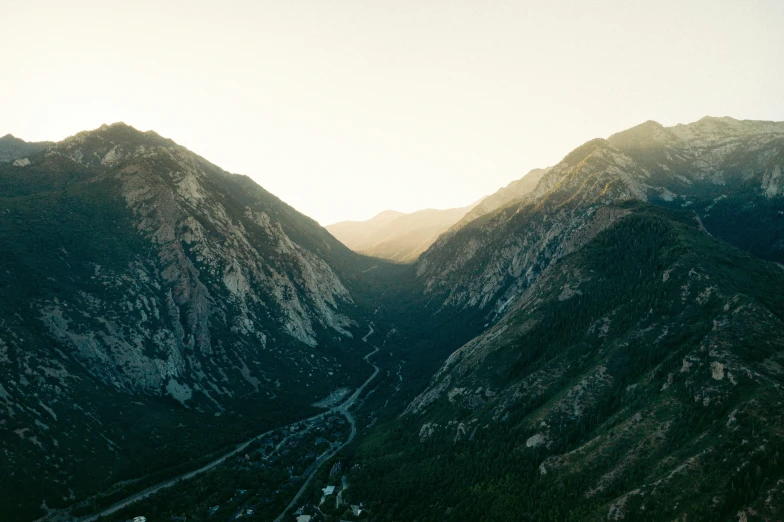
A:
[0,123,381,519]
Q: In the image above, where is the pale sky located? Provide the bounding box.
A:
[2,0,783,225]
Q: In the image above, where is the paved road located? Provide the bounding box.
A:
[78,323,379,522]
[273,324,379,522]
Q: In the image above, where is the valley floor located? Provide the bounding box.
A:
[66,324,384,522]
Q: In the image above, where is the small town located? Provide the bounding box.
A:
[115,395,372,521]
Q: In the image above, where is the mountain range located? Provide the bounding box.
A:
[1,116,783,521]
[327,206,473,263]
[326,167,549,263]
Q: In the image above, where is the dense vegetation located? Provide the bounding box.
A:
[340,204,784,521]
[3,118,784,521]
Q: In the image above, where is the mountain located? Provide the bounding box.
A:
[0,123,389,520]
[0,133,53,163]
[326,168,549,263]
[415,117,784,317]
[326,210,406,252]
[608,117,784,264]
[327,206,474,263]
[350,202,784,521]
[4,116,784,521]
[453,167,550,230]
[333,117,784,521]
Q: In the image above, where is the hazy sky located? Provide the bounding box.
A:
[2,1,783,224]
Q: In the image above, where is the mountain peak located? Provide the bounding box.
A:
[0,133,53,162]
[561,137,609,166]
[697,115,738,123]
[71,121,166,143]
[372,209,405,219]
[639,119,664,128]
[607,119,674,151]
[97,121,132,131]
[53,122,177,168]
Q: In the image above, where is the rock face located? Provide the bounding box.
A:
[417,117,784,318]
[0,123,380,519]
[24,123,365,400]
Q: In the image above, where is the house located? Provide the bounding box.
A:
[351,505,363,516]
[132,518,147,522]
[322,485,336,496]
[208,505,220,515]
[296,515,312,522]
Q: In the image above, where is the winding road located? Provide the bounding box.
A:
[78,324,380,522]
[273,324,379,521]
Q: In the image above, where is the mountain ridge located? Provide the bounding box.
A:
[335,116,784,521]
[0,133,53,163]
[2,116,784,521]
[327,204,475,263]
[0,122,395,519]
[349,200,784,521]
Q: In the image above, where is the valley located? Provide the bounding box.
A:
[76,323,380,522]
[2,116,784,521]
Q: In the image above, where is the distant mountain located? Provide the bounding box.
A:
[327,168,549,263]
[327,205,474,263]
[0,133,53,163]
[0,122,386,519]
[326,209,406,252]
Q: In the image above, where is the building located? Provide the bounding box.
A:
[296,515,312,522]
